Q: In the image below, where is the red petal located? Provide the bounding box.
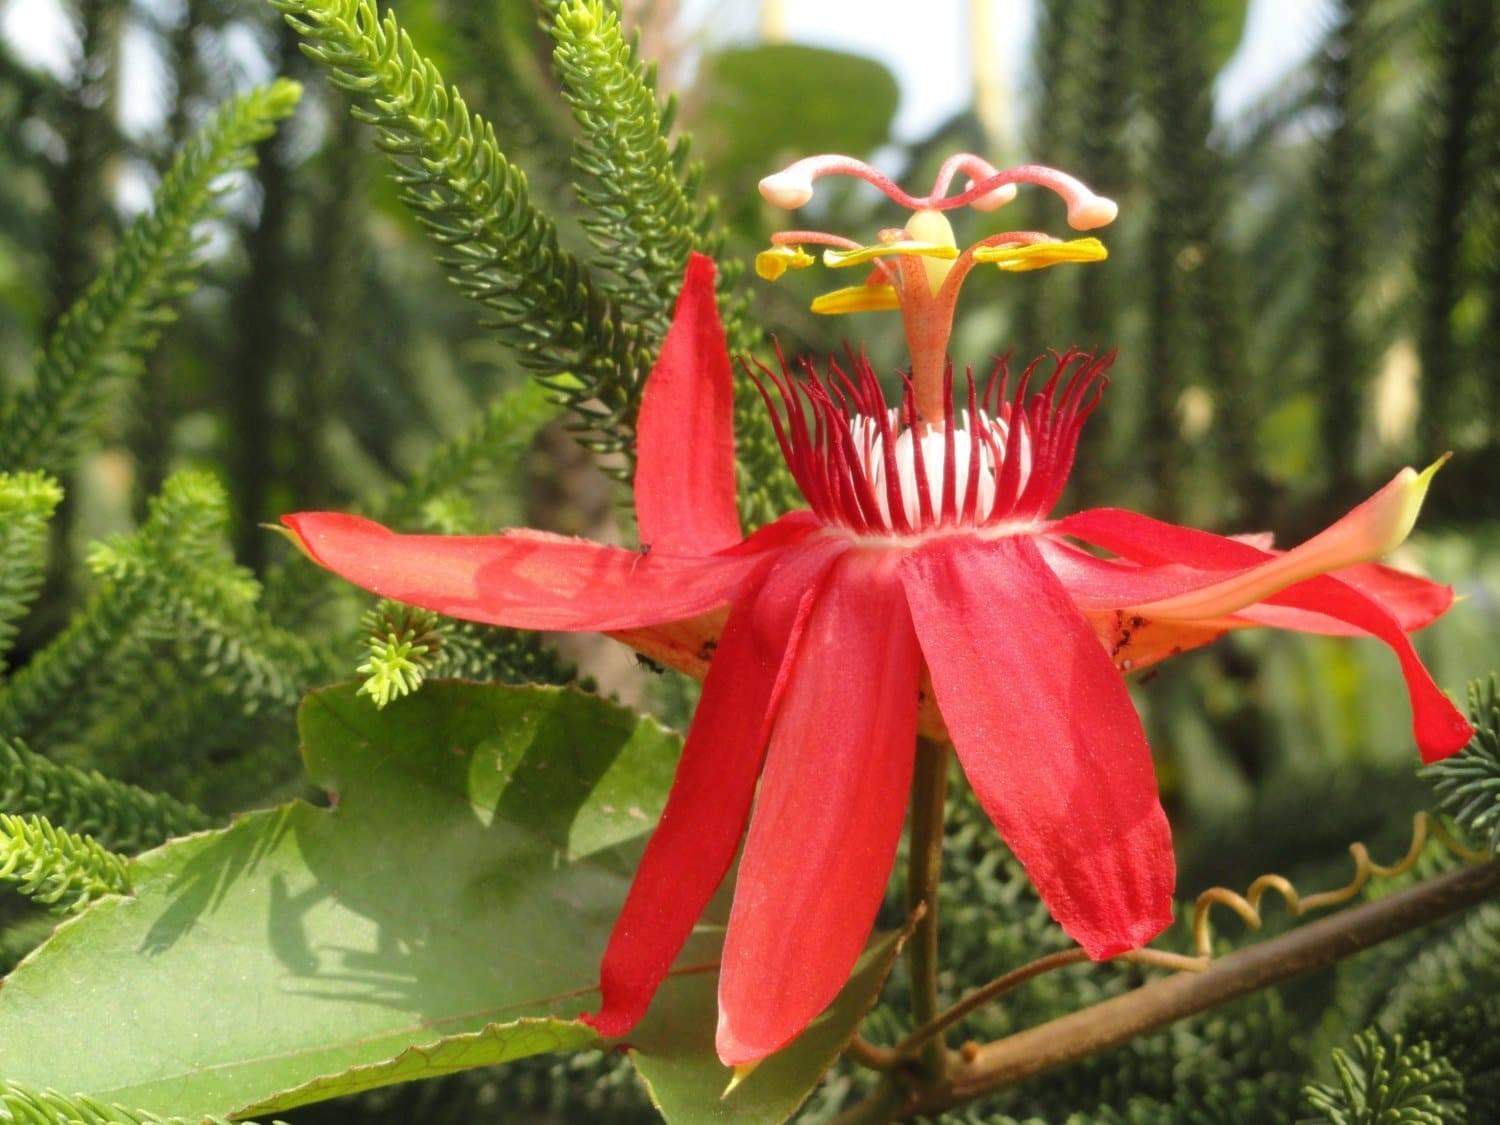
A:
[282,512,769,632]
[716,550,922,1065]
[900,534,1175,959]
[1262,579,1472,761]
[633,253,742,555]
[1059,509,1454,629]
[1053,508,1471,761]
[1049,466,1441,618]
[1337,562,1454,632]
[584,537,848,1038]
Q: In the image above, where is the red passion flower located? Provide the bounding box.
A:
[282,155,1472,1068]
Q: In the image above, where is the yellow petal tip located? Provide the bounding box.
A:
[722,1062,759,1099]
[1384,453,1451,552]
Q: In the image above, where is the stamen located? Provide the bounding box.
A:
[973,237,1108,271]
[810,284,902,315]
[823,242,959,269]
[755,245,815,280]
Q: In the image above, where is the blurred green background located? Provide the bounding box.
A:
[0,0,1496,1119]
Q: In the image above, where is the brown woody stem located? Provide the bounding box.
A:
[901,857,1500,1117]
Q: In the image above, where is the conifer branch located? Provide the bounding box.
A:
[546,0,796,525]
[272,0,652,464]
[0,736,208,853]
[0,1079,260,1124]
[1425,676,1500,855]
[377,381,557,528]
[354,599,578,709]
[550,0,704,326]
[1302,1028,1466,1123]
[0,575,153,744]
[0,812,130,912]
[0,472,62,672]
[0,473,317,745]
[0,81,302,477]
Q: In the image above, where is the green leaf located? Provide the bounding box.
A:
[242,1019,600,1114]
[630,929,905,1124]
[0,682,893,1121]
[0,682,673,1115]
[695,44,897,211]
[1205,0,1251,75]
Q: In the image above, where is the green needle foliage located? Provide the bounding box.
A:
[0,81,302,478]
[272,0,651,464]
[550,0,707,327]
[0,812,129,912]
[354,599,579,710]
[0,472,62,671]
[1424,677,1500,854]
[274,0,796,522]
[0,1080,265,1124]
[0,472,316,746]
[1303,1029,1466,1124]
[356,602,444,708]
[376,380,557,528]
[0,737,207,853]
[547,0,795,525]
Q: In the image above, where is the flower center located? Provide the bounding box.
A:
[847,407,1028,531]
[749,349,1111,538]
[755,153,1116,428]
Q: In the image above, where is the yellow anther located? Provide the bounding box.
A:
[973,236,1108,272]
[755,245,815,281]
[822,241,960,269]
[809,284,902,315]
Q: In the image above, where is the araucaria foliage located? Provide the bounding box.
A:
[0,812,129,912]
[0,82,302,478]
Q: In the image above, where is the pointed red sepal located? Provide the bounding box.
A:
[1054,507,1472,761]
[716,550,922,1066]
[583,538,847,1039]
[280,513,761,632]
[633,253,742,556]
[900,535,1175,961]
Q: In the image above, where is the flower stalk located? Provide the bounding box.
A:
[904,737,950,1081]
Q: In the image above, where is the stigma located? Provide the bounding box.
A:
[753,152,1115,428]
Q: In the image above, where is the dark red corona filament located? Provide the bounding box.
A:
[746,348,1111,535]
